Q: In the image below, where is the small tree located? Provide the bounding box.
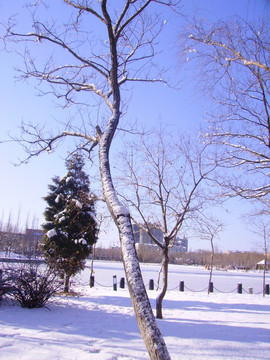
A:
[117,129,219,318]
[194,216,222,294]
[42,153,98,292]
[248,215,270,296]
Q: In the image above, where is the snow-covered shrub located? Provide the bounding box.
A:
[9,262,61,308]
[0,268,13,302]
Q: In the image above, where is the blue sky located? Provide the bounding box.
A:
[0,0,269,251]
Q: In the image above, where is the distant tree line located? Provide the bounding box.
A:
[93,246,264,270]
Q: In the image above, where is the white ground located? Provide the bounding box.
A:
[0,260,270,360]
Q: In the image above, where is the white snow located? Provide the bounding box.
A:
[59,230,68,238]
[55,194,61,203]
[66,176,73,183]
[72,199,82,209]
[114,205,130,217]
[46,229,57,238]
[87,211,98,224]
[0,261,269,360]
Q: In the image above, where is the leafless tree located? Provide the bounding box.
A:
[1,2,181,358]
[0,210,24,255]
[116,129,219,318]
[194,216,222,294]
[247,214,270,296]
[184,15,270,206]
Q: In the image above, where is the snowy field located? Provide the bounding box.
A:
[0,260,270,359]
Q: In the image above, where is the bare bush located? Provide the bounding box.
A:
[0,268,13,301]
[6,263,60,308]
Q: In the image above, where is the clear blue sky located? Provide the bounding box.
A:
[0,0,268,252]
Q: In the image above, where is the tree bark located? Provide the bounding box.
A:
[64,273,70,293]
[263,249,267,297]
[98,118,171,359]
[156,245,169,319]
[208,236,214,294]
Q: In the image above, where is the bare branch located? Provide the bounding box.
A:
[2,1,182,355]
[184,16,270,202]
[63,0,106,23]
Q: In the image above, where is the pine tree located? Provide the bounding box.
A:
[42,153,98,292]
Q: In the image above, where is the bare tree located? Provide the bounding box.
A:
[248,215,270,296]
[184,16,270,205]
[0,210,25,255]
[1,1,181,358]
[116,129,219,318]
[194,216,222,294]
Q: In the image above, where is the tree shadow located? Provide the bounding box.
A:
[160,296,270,315]
[156,297,270,344]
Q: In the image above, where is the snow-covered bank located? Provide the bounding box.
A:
[0,261,270,359]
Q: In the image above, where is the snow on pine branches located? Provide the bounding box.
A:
[42,153,98,292]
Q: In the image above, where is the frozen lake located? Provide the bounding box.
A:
[80,260,269,295]
[1,259,270,360]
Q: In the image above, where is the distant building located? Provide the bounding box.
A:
[256,259,270,270]
[133,224,163,245]
[0,228,44,255]
[25,229,44,254]
[172,237,188,253]
[132,224,188,253]
[225,250,244,255]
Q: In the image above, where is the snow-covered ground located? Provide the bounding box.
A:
[0,260,270,359]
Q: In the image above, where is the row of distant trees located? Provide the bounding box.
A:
[0,211,40,255]
[93,246,264,270]
[1,1,269,358]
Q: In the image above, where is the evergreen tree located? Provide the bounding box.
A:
[42,153,98,292]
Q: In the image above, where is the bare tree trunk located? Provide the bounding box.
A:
[208,235,214,294]
[263,258,266,297]
[98,120,170,359]
[90,243,96,278]
[64,273,70,293]
[263,249,267,297]
[156,246,169,319]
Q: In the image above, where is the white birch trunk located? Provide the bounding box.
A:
[98,118,171,360]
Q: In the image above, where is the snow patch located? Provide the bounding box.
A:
[79,238,87,245]
[55,194,62,203]
[46,229,57,238]
[114,205,129,217]
[87,211,97,223]
[66,176,73,184]
[72,199,82,209]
